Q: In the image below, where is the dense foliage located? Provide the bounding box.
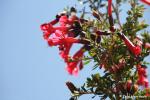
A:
[40,0,150,99]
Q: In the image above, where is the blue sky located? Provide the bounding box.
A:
[0,0,150,100]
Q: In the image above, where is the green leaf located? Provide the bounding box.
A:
[83,60,91,65]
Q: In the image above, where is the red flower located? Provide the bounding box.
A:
[137,66,147,76]
[65,47,84,76]
[41,20,70,40]
[140,0,150,5]
[59,15,69,26]
[47,37,79,46]
[55,26,69,34]
[118,33,141,56]
[59,43,72,62]
[59,15,80,27]
[137,65,149,88]
[108,0,112,16]
[137,75,149,87]
[41,23,55,40]
[137,76,146,85]
[132,46,142,56]
[47,30,62,46]
[66,62,79,76]
[66,60,83,76]
[47,38,60,46]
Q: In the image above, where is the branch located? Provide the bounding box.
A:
[112,3,122,29]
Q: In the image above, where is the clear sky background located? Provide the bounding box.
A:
[0,0,150,100]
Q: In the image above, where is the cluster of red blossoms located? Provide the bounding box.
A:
[136,64,150,96]
[137,64,149,88]
[109,0,150,86]
[40,0,150,76]
[40,8,89,76]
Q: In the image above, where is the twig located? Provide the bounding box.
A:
[112,3,122,29]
